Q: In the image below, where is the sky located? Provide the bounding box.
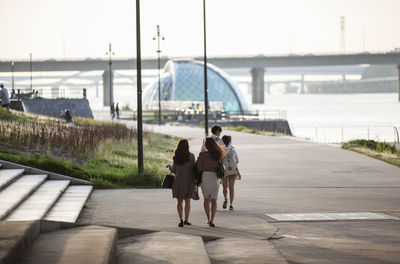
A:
[1,0,400,60]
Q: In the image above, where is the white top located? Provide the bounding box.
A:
[201,134,225,152]
[0,87,10,105]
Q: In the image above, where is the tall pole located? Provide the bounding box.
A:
[11,61,14,92]
[29,53,33,91]
[136,0,144,174]
[153,25,165,125]
[106,43,115,106]
[203,0,209,136]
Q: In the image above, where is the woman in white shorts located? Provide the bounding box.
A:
[196,137,225,227]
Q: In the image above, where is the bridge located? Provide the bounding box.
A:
[1,53,400,104]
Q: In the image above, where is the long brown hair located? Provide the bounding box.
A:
[173,139,190,165]
[205,137,225,161]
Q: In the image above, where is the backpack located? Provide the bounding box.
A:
[222,149,238,177]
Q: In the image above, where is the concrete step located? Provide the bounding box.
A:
[16,225,118,264]
[205,237,288,264]
[118,231,210,264]
[0,175,47,220]
[6,180,70,221]
[0,169,25,191]
[44,185,93,223]
[0,221,40,264]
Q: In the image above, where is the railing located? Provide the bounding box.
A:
[292,125,400,143]
[9,87,87,100]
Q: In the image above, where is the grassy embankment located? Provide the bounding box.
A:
[225,125,287,136]
[342,139,400,167]
[0,109,176,188]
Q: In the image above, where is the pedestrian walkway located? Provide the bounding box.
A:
[78,123,400,263]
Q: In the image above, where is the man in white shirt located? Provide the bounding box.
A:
[0,83,10,113]
[201,125,224,151]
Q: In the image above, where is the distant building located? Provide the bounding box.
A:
[143,60,248,114]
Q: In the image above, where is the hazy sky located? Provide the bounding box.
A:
[1,0,400,60]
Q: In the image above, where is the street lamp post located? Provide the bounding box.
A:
[136,0,144,174]
[203,0,209,135]
[153,25,165,126]
[106,43,115,106]
[29,53,33,91]
[11,61,14,92]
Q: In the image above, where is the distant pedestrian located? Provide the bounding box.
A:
[110,102,115,120]
[11,89,17,99]
[116,103,120,119]
[221,135,240,211]
[0,83,10,113]
[166,139,197,227]
[32,90,39,99]
[196,137,225,227]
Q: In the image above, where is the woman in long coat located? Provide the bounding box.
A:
[167,139,196,227]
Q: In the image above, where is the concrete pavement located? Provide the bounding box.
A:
[79,123,400,263]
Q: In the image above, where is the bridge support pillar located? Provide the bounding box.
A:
[103,70,114,106]
[251,67,265,104]
[398,65,400,102]
[300,75,305,94]
[265,81,270,95]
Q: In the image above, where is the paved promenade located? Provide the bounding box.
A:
[80,123,400,263]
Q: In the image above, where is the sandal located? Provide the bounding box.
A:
[229,205,234,211]
[209,221,215,227]
[223,199,228,209]
[178,220,184,227]
[184,221,192,226]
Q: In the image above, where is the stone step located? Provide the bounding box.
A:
[118,231,210,264]
[0,175,47,220]
[0,169,25,191]
[44,185,93,223]
[6,180,70,221]
[16,225,118,264]
[0,220,40,264]
[205,237,289,264]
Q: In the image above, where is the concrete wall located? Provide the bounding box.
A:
[21,99,93,119]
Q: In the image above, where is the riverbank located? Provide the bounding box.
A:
[0,109,176,188]
[342,139,400,167]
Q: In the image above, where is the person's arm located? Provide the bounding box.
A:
[200,139,205,152]
[196,154,205,171]
[167,162,177,173]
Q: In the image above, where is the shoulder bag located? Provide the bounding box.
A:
[161,174,174,188]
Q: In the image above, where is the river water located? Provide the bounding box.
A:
[250,93,400,143]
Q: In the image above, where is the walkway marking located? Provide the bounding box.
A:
[266,212,399,221]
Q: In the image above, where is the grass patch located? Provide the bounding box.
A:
[0,109,177,189]
[342,139,400,167]
[225,125,283,136]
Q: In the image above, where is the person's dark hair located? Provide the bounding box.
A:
[173,139,190,165]
[210,125,222,135]
[222,135,231,147]
[205,137,225,161]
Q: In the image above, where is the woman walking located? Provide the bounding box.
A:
[221,135,239,211]
[196,137,225,227]
[167,139,196,227]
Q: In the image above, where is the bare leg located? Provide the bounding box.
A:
[177,199,183,220]
[203,197,211,222]
[211,199,217,221]
[229,178,236,205]
[222,178,228,199]
[184,198,191,221]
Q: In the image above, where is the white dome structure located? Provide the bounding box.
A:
[143,60,248,113]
